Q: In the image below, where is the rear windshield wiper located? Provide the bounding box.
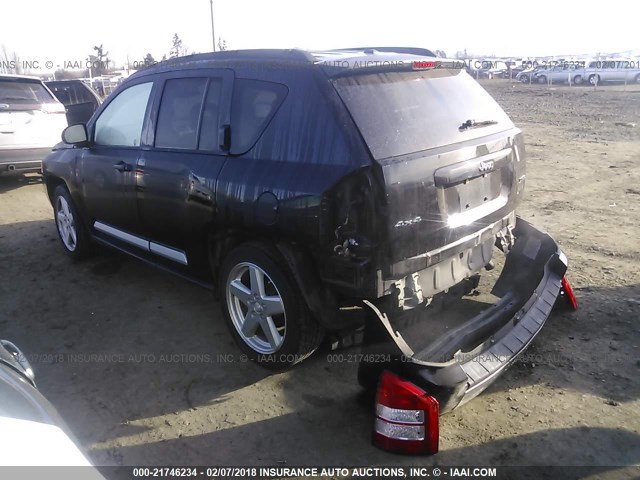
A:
[459,119,498,131]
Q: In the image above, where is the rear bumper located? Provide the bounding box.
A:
[360,217,568,413]
[0,148,50,174]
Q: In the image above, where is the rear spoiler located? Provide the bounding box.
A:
[320,58,467,79]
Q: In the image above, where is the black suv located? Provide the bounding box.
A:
[43,49,570,406]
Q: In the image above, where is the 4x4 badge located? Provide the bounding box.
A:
[479,160,495,172]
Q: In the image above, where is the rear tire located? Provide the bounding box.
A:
[219,244,323,370]
[635,73,640,84]
[573,75,583,85]
[52,185,91,260]
[537,75,547,84]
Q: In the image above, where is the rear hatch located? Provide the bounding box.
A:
[0,77,67,150]
[332,67,525,278]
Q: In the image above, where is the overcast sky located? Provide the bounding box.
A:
[2,0,637,71]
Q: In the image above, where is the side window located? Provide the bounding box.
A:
[75,84,95,104]
[50,85,72,105]
[230,79,288,154]
[155,78,207,150]
[94,82,152,147]
[67,84,84,104]
[198,79,223,151]
[66,85,80,104]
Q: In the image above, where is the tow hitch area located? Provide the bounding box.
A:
[360,217,572,454]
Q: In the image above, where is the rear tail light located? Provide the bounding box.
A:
[373,371,439,455]
[560,276,578,310]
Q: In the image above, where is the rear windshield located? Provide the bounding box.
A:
[332,69,513,160]
[46,81,95,106]
[0,79,58,109]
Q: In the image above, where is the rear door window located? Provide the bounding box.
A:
[230,79,288,155]
[198,79,224,151]
[155,78,208,150]
[48,82,95,106]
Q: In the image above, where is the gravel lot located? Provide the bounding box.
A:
[1,80,639,478]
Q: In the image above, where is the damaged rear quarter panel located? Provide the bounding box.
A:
[214,65,372,248]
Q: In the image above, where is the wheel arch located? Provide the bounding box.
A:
[44,175,67,205]
[208,229,340,330]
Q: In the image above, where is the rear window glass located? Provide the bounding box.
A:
[47,82,95,106]
[230,79,287,154]
[0,79,57,108]
[332,69,513,160]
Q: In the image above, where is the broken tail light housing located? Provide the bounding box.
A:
[373,371,439,455]
[560,276,578,310]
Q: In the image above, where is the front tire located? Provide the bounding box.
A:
[52,185,91,260]
[589,74,600,85]
[219,244,323,369]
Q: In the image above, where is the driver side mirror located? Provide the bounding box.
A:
[61,123,90,146]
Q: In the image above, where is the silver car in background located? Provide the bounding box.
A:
[534,65,581,85]
[578,60,640,85]
[516,65,547,83]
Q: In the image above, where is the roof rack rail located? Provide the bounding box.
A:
[330,47,436,57]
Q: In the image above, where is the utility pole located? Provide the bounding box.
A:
[210,0,216,52]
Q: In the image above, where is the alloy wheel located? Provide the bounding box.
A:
[226,262,286,354]
[56,196,77,252]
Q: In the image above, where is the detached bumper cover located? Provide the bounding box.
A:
[361,217,568,413]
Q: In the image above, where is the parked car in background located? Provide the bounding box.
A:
[578,59,640,85]
[507,65,527,78]
[0,74,67,175]
[45,80,102,125]
[516,65,547,83]
[533,65,580,85]
[0,338,104,474]
[476,60,509,79]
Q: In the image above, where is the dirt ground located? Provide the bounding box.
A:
[1,80,639,478]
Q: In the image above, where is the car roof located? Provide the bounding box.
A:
[45,79,85,84]
[129,47,443,80]
[0,73,44,82]
[130,49,314,78]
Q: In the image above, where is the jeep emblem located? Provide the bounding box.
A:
[479,160,495,172]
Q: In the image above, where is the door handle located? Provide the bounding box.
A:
[113,161,132,172]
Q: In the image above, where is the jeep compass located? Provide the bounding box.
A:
[42,48,573,417]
